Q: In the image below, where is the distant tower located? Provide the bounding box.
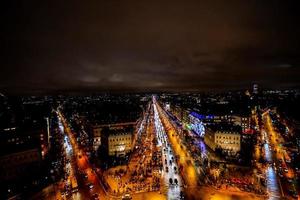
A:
[253,84,258,94]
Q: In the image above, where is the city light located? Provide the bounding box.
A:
[1,1,299,197]
[189,113,206,137]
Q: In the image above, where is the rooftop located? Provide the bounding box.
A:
[0,138,40,157]
[207,123,242,134]
[105,125,134,136]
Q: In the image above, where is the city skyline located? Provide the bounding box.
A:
[1,1,300,199]
[1,91,300,199]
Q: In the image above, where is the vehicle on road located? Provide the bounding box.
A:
[281,162,288,173]
[92,193,99,200]
[71,177,78,193]
[122,194,132,200]
[87,182,94,190]
[284,151,291,163]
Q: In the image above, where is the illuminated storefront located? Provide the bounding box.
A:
[189,112,206,137]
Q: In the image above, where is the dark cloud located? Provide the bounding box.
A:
[1,0,300,93]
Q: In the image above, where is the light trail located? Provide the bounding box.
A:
[261,115,281,199]
[153,101,183,200]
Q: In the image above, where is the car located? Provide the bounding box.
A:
[174,178,178,185]
[60,190,65,196]
[92,193,99,200]
[287,178,293,183]
[292,192,298,198]
[122,194,132,200]
[83,173,88,179]
[87,183,94,190]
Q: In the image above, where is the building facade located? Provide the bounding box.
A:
[100,122,135,157]
[0,148,41,181]
[169,105,190,124]
[204,125,241,155]
[232,115,251,131]
[90,125,103,151]
[107,131,132,156]
[189,111,233,125]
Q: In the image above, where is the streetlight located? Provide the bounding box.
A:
[45,117,51,149]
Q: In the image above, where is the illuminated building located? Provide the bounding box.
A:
[100,123,135,157]
[188,113,205,137]
[189,111,232,125]
[168,105,190,123]
[204,124,241,155]
[107,131,132,156]
[90,125,103,151]
[232,115,250,131]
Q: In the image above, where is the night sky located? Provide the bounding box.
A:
[1,1,300,93]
